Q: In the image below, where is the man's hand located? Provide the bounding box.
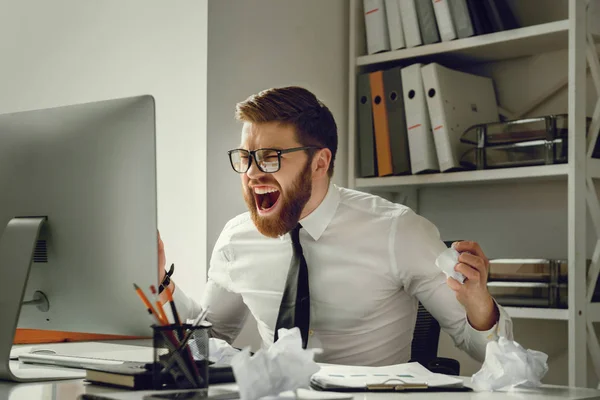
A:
[158,231,175,303]
[158,230,166,280]
[446,241,499,331]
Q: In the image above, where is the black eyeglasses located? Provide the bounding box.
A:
[227,146,320,174]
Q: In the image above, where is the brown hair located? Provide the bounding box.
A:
[235,86,338,177]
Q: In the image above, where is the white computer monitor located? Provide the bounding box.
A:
[0,95,158,381]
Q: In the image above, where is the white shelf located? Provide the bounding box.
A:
[504,307,569,320]
[354,159,600,190]
[355,164,568,190]
[357,20,571,67]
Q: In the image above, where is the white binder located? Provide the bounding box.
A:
[385,0,406,50]
[398,0,422,48]
[401,64,439,174]
[421,63,499,172]
[364,0,391,54]
[431,0,457,42]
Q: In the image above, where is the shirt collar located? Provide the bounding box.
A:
[299,183,339,241]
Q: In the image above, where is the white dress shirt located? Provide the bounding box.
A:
[174,184,513,366]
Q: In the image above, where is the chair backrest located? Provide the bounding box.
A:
[409,241,457,366]
[410,301,441,365]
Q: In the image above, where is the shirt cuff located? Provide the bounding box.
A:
[467,299,514,342]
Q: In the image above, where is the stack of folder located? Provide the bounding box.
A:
[363,0,519,55]
[357,63,500,177]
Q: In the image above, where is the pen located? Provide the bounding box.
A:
[165,285,181,327]
[150,285,168,325]
[135,283,200,387]
[133,283,163,326]
[161,306,210,377]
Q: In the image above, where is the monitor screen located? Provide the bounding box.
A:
[0,95,158,339]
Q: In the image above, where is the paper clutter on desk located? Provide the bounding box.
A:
[230,327,321,400]
[471,337,548,392]
[435,247,466,284]
[209,337,240,365]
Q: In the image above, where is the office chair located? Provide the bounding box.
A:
[409,302,460,376]
[408,240,461,376]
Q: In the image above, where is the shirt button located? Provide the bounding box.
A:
[309,329,314,336]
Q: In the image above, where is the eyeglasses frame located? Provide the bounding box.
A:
[227,146,321,174]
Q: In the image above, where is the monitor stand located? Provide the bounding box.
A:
[0,217,55,382]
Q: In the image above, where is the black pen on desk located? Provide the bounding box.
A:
[165,284,181,327]
[172,307,210,356]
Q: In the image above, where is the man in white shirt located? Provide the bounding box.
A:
[161,86,513,366]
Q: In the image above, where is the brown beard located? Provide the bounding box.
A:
[243,161,313,238]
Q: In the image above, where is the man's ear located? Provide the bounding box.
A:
[312,148,332,179]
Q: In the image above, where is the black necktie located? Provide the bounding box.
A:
[274,223,310,348]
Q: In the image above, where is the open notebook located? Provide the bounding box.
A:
[311,362,468,392]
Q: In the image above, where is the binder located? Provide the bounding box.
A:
[364,0,391,54]
[382,67,411,175]
[369,71,393,176]
[384,0,406,50]
[466,0,493,35]
[356,73,377,177]
[414,0,440,45]
[398,0,423,48]
[421,63,499,172]
[431,0,457,42]
[401,64,439,174]
[483,0,518,32]
[448,0,474,39]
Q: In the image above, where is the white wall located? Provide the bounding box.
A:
[206,0,349,348]
[0,0,208,304]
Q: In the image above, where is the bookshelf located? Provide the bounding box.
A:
[505,307,569,321]
[355,159,600,190]
[348,0,597,387]
[357,19,573,66]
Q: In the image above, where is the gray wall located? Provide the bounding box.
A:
[0,0,208,302]
[206,0,349,347]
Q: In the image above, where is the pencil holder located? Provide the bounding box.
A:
[152,323,209,390]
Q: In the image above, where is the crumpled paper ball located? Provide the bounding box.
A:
[230,327,322,400]
[471,337,548,391]
[209,337,240,365]
[435,247,466,284]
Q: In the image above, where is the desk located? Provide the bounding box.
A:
[1,379,600,400]
[3,341,600,400]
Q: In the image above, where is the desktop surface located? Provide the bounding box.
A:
[2,378,600,400]
[4,341,600,400]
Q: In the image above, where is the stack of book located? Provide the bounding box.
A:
[85,362,235,390]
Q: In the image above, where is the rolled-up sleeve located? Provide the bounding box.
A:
[391,209,513,362]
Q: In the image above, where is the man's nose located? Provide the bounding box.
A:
[246,157,265,180]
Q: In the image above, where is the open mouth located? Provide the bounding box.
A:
[253,186,281,214]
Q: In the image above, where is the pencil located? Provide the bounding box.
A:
[135,284,199,387]
[150,285,169,325]
[152,284,202,387]
[165,285,181,327]
[133,283,163,326]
